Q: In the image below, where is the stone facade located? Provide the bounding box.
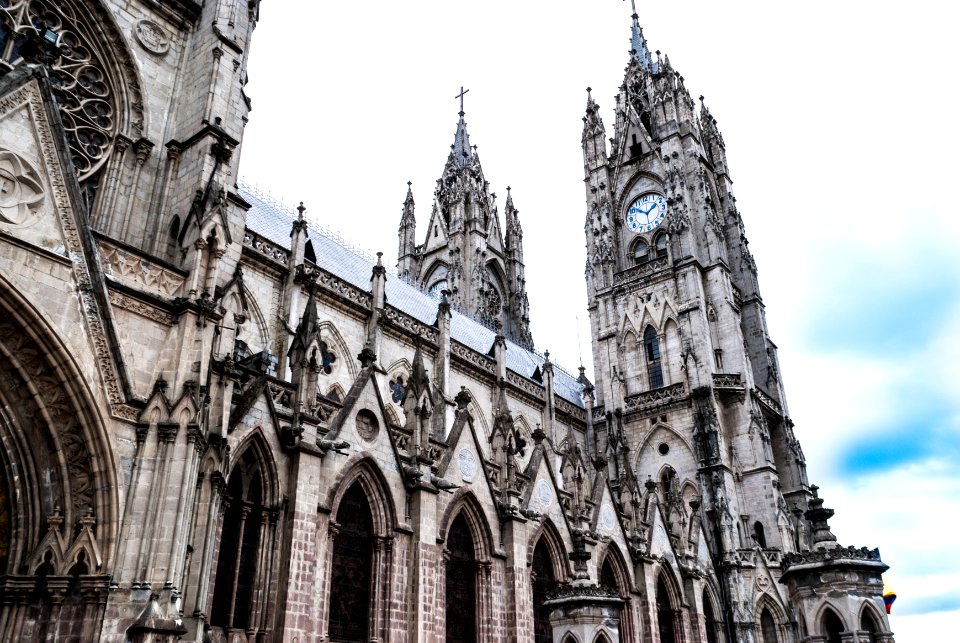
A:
[0,2,894,642]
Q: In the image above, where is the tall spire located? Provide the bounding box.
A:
[451,86,474,167]
[628,1,656,72]
[398,181,418,277]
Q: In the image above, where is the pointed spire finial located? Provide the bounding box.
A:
[450,89,474,167]
[626,0,656,72]
[455,85,470,116]
[296,201,306,220]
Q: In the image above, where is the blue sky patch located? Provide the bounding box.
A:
[800,251,959,356]
[836,403,958,476]
[897,592,960,616]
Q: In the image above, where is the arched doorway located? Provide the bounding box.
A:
[328,481,374,642]
[0,278,118,639]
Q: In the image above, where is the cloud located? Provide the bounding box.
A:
[823,458,960,636]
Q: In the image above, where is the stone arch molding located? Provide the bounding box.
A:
[324,456,398,537]
[0,274,119,574]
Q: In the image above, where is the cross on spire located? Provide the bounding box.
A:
[455,86,470,116]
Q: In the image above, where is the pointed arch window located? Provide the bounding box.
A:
[860,609,881,643]
[753,521,767,548]
[760,608,779,643]
[656,575,677,643]
[445,513,477,643]
[328,482,374,642]
[644,326,664,389]
[703,590,721,643]
[633,240,650,264]
[822,609,845,643]
[659,466,678,504]
[600,556,625,643]
[532,538,558,643]
[210,449,265,631]
[654,232,669,258]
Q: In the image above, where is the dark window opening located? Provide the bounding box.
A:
[600,557,624,643]
[532,539,557,643]
[445,514,477,643]
[644,327,663,389]
[760,608,779,643]
[703,590,720,643]
[823,610,844,643]
[660,467,675,498]
[210,449,264,630]
[328,482,374,642]
[654,232,668,258]
[641,112,654,136]
[656,576,677,643]
[860,611,880,643]
[633,240,650,264]
[305,239,316,264]
[753,521,767,548]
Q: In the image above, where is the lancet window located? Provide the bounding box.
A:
[445,513,477,643]
[328,482,374,642]
[656,575,677,643]
[210,449,265,630]
[644,326,663,389]
[532,538,557,643]
[760,608,778,643]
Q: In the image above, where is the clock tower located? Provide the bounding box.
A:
[582,8,892,641]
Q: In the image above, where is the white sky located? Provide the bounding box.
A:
[239,2,960,639]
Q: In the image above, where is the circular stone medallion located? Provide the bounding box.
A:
[135,20,170,55]
[536,479,553,508]
[457,449,477,482]
[600,502,617,532]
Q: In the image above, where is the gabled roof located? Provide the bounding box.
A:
[239,184,585,409]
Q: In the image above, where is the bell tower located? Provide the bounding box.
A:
[582,6,892,640]
[397,94,534,348]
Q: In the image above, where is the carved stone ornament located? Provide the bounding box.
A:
[100,241,185,297]
[536,478,553,509]
[457,448,477,482]
[0,148,44,224]
[600,502,617,532]
[134,20,169,56]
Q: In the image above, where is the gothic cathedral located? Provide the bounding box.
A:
[0,1,893,642]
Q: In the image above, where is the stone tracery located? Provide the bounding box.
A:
[0,0,124,183]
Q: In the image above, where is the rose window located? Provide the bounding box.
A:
[1,0,119,183]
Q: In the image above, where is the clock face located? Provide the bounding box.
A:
[625,193,667,233]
